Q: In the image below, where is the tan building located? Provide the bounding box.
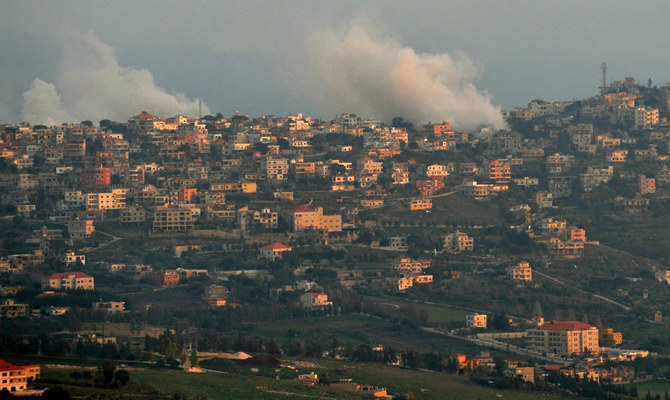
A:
[61,251,86,266]
[0,299,28,318]
[466,313,487,328]
[299,292,333,308]
[93,301,125,314]
[527,320,599,357]
[42,272,94,291]
[259,243,292,261]
[291,206,342,232]
[153,206,195,231]
[639,175,656,194]
[121,206,146,224]
[462,180,495,200]
[68,218,94,239]
[0,360,40,393]
[426,164,450,178]
[599,328,623,347]
[357,156,383,175]
[409,198,432,210]
[507,261,532,282]
[262,156,289,180]
[442,231,474,252]
[86,190,127,210]
[487,159,512,183]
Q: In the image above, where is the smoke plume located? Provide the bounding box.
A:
[307,24,505,133]
[21,31,209,125]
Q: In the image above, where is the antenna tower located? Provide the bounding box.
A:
[601,62,607,95]
[198,100,202,119]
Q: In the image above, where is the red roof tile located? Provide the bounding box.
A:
[537,320,596,331]
[260,243,291,251]
[48,272,92,279]
[291,205,315,213]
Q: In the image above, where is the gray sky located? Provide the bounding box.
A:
[2,1,670,125]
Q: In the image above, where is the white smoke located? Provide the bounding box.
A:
[21,31,209,125]
[307,24,506,133]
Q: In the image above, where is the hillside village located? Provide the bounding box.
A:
[3,77,670,398]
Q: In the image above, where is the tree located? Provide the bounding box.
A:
[99,360,116,385]
[70,371,83,381]
[114,369,130,386]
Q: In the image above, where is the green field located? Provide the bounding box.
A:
[38,359,571,400]
[634,379,670,397]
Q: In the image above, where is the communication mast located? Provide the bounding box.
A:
[601,62,607,96]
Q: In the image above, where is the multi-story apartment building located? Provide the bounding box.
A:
[527,320,599,357]
[82,165,111,190]
[291,206,341,232]
[507,261,532,282]
[462,180,495,200]
[0,299,28,318]
[580,166,613,192]
[357,156,383,175]
[67,218,94,239]
[639,175,656,194]
[121,206,146,224]
[442,231,474,252]
[633,106,659,128]
[262,156,289,180]
[409,198,432,210]
[416,178,444,197]
[426,164,450,178]
[153,206,195,231]
[487,160,511,183]
[0,360,40,393]
[42,272,94,291]
[86,189,127,210]
[599,328,623,347]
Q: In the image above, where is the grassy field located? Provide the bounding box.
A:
[634,379,670,397]
[37,359,571,400]
[389,298,467,323]
[78,322,167,338]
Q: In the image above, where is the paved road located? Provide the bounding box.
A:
[419,327,571,365]
[83,230,123,253]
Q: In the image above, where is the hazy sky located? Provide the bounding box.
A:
[2,1,670,126]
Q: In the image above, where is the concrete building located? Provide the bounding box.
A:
[299,292,333,308]
[527,320,599,357]
[409,198,432,210]
[153,206,195,231]
[507,261,532,282]
[0,360,40,393]
[487,159,512,183]
[0,299,28,318]
[291,206,342,232]
[68,218,94,239]
[42,272,94,291]
[639,175,656,194]
[259,243,292,261]
[93,301,125,314]
[466,313,487,329]
[442,231,474,253]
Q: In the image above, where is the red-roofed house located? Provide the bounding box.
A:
[42,272,94,291]
[527,320,599,357]
[259,243,292,261]
[299,292,333,308]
